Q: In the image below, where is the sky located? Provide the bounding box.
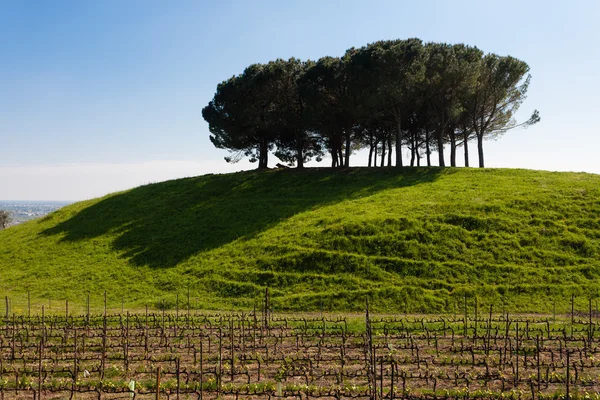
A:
[1,0,599,200]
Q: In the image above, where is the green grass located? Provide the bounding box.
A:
[0,167,599,314]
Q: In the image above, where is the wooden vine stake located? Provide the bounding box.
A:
[566,350,570,400]
[38,338,43,400]
[199,339,203,400]
[155,366,161,400]
[72,328,78,398]
[365,296,377,400]
[176,358,180,400]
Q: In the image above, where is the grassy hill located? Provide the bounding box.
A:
[1,167,599,314]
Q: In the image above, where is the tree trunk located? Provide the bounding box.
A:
[435,117,446,167]
[344,128,351,167]
[373,142,378,168]
[258,139,268,169]
[463,130,470,167]
[380,140,386,167]
[477,133,485,168]
[437,109,447,167]
[262,149,268,169]
[450,130,456,167]
[437,127,445,167]
[387,136,392,167]
[416,148,421,167]
[410,130,416,167]
[395,118,403,167]
[426,130,431,167]
[368,145,373,167]
[338,147,344,167]
[296,141,304,169]
[330,143,338,167]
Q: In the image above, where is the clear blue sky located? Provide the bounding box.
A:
[1,0,599,200]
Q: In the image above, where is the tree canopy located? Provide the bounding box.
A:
[203,39,539,169]
[0,210,12,229]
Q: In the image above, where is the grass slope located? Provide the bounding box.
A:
[1,167,599,313]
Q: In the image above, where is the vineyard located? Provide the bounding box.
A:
[1,301,600,400]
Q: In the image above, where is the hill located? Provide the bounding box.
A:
[0,167,599,314]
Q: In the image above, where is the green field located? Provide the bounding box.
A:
[0,167,599,314]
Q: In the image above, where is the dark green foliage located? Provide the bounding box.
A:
[202,64,281,168]
[299,56,361,167]
[0,210,11,229]
[203,39,539,169]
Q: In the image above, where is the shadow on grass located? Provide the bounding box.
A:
[41,167,446,268]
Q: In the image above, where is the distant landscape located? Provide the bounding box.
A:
[0,201,71,226]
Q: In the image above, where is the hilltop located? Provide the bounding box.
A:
[0,167,599,314]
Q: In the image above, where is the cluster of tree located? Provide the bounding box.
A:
[0,210,12,229]
[203,39,539,169]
